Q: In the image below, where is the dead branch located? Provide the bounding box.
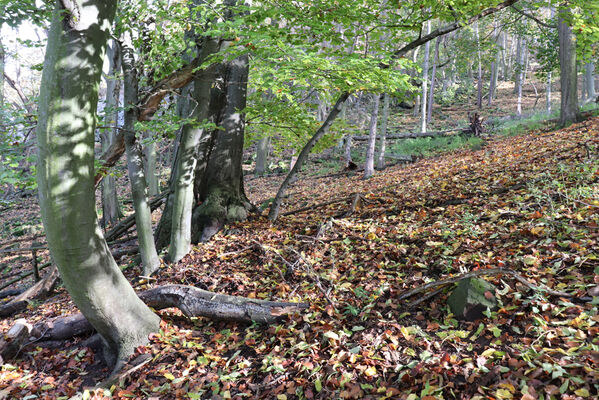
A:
[398,268,575,301]
[104,191,168,242]
[0,267,59,318]
[1,284,309,360]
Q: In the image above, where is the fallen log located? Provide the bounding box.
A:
[0,266,59,318]
[1,284,309,360]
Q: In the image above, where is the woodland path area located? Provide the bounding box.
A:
[1,116,598,399]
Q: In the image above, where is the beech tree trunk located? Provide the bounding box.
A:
[254,136,270,177]
[558,8,579,126]
[475,22,483,109]
[376,93,390,170]
[0,33,4,109]
[101,41,123,227]
[363,93,380,179]
[36,0,159,367]
[420,20,431,133]
[121,34,161,275]
[427,36,441,123]
[515,36,526,115]
[143,132,159,196]
[169,38,219,262]
[585,63,596,100]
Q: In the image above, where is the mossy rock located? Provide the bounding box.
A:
[448,278,497,321]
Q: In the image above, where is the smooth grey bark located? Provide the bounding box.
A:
[169,38,219,263]
[585,62,596,100]
[36,0,159,367]
[427,35,441,123]
[515,36,527,115]
[376,93,390,170]
[268,93,350,221]
[101,40,123,227]
[121,34,161,276]
[143,132,159,196]
[254,136,270,176]
[488,23,500,106]
[343,134,353,165]
[420,20,431,133]
[546,71,553,114]
[363,93,380,179]
[558,8,579,126]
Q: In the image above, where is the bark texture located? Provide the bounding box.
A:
[558,9,579,126]
[36,0,159,366]
[363,93,380,179]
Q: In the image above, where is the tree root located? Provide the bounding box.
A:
[0,284,309,360]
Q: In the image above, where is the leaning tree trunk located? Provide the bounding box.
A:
[376,93,390,170]
[169,38,220,262]
[121,34,161,275]
[101,40,123,227]
[36,0,159,368]
[558,8,579,126]
[363,93,380,179]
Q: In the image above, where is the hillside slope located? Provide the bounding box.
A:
[1,118,599,399]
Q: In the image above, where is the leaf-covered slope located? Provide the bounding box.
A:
[2,118,599,399]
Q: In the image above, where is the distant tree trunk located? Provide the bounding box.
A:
[255,136,270,177]
[363,93,380,179]
[420,20,431,133]
[121,34,161,276]
[515,36,526,115]
[546,72,553,114]
[585,62,596,100]
[412,48,420,118]
[0,33,4,108]
[427,35,441,123]
[168,38,219,263]
[475,22,483,109]
[143,133,159,196]
[344,134,353,166]
[488,21,500,106]
[376,93,390,170]
[36,0,159,367]
[558,8,579,126]
[101,41,123,227]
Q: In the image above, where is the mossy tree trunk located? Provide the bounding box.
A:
[121,33,161,275]
[36,0,159,367]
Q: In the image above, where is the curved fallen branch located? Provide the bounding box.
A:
[1,284,309,359]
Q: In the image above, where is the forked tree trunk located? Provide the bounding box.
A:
[121,34,161,275]
[101,41,123,227]
[376,93,390,170]
[558,8,579,126]
[363,93,380,179]
[36,0,159,367]
[190,53,253,243]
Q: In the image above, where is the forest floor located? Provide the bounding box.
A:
[1,113,599,399]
